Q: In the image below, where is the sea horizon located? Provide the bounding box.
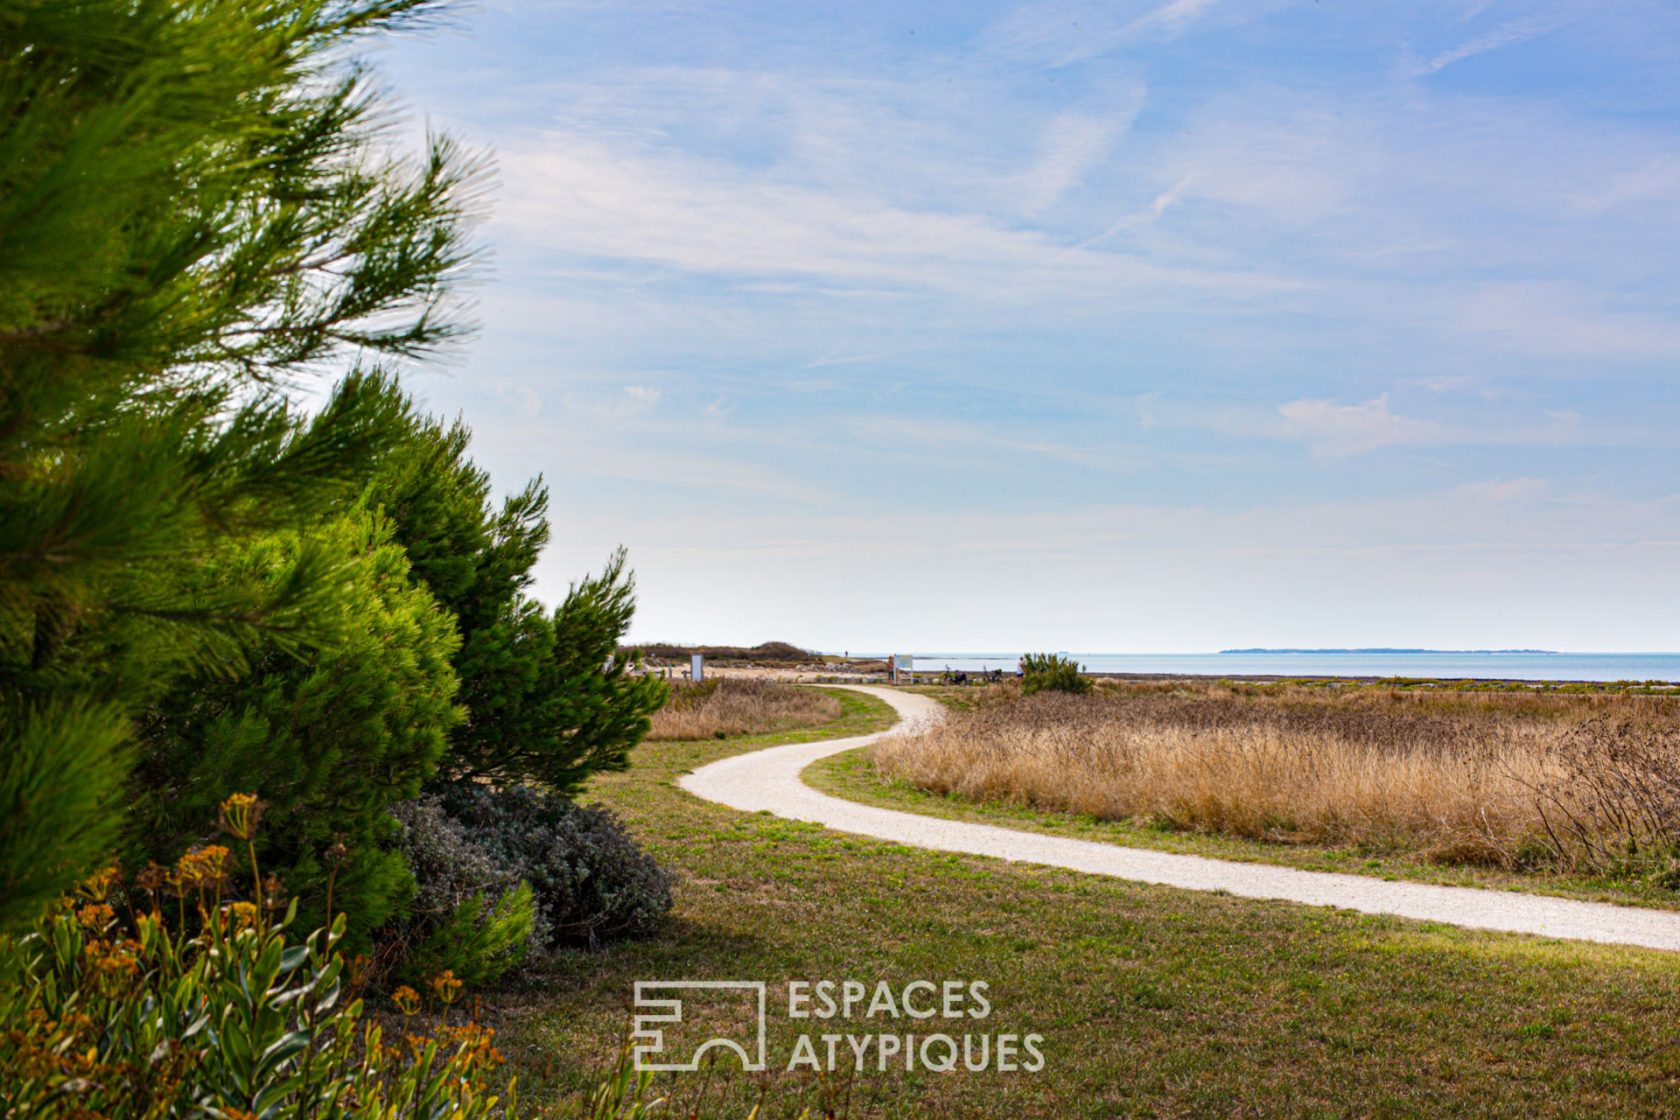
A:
[885,650,1680,683]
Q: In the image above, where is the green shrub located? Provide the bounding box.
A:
[391,795,538,987]
[403,783,673,953]
[398,881,536,990]
[130,511,462,950]
[1020,652,1092,696]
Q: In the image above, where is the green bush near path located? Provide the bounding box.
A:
[1019,652,1091,695]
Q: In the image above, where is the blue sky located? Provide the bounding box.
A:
[374,0,1680,652]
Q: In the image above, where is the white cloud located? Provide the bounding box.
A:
[1079,175,1195,247]
[1134,391,1600,457]
[1016,110,1127,215]
[1140,0,1224,32]
[1151,100,1363,226]
[1278,394,1448,456]
[490,131,1296,310]
[852,416,1136,472]
[452,46,1680,368]
[804,350,901,369]
[984,0,1239,67]
[1456,283,1680,360]
[1571,155,1680,213]
[614,384,663,416]
[494,380,542,416]
[1413,14,1571,76]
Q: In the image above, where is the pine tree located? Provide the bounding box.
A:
[0,0,481,930]
[131,510,463,946]
[368,409,669,795]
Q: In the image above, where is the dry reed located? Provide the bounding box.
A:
[874,684,1680,872]
[648,678,840,741]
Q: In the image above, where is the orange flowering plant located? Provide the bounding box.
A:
[0,796,520,1119]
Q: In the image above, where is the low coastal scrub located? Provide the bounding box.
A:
[394,783,672,972]
[874,682,1680,875]
[648,679,841,740]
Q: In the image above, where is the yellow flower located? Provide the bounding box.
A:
[83,938,142,986]
[172,845,231,892]
[429,970,463,1006]
[392,985,422,1016]
[225,901,259,931]
[74,864,120,902]
[76,903,115,930]
[442,1021,504,1069]
[217,793,265,841]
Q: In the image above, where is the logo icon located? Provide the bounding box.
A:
[631,980,768,1072]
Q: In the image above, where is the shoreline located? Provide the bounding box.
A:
[659,665,1680,690]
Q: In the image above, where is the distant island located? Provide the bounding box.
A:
[1219,648,1560,655]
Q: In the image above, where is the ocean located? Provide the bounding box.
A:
[899,652,1680,683]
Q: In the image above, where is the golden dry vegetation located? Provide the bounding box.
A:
[874,682,1680,873]
[647,678,841,741]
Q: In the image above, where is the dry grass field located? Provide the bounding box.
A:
[873,682,1680,875]
[647,677,841,741]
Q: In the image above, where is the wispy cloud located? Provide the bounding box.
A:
[614,385,663,416]
[1413,14,1571,75]
[1278,394,1449,456]
[491,130,1295,309]
[1015,105,1134,215]
[852,416,1136,471]
[1570,155,1680,213]
[804,351,902,370]
[984,0,1239,67]
[1131,390,1606,457]
[1134,0,1225,35]
[1079,176,1195,247]
[1455,283,1680,360]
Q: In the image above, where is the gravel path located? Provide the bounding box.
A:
[679,685,1680,953]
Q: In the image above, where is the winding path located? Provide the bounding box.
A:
[680,685,1680,953]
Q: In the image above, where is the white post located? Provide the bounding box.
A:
[691,653,704,682]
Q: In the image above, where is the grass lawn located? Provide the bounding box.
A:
[493,687,1680,1118]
